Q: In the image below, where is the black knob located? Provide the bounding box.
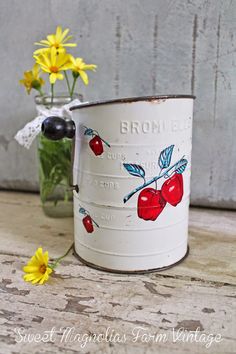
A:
[41,116,75,140]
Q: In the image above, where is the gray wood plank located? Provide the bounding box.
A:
[0,254,235,354]
[0,192,235,353]
[0,0,235,205]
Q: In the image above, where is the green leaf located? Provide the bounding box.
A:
[38,134,72,203]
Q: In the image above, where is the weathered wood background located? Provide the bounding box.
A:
[0,192,235,353]
[0,0,235,208]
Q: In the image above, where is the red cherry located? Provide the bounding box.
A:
[89,135,104,155]
[137,188,166,221]
[161,173,183,206]
[82,215,94,233]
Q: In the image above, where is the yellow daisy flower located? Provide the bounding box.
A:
[23,247,53,285]
[19,64,45,94]
[34,47,73,84]
[34,26,77,55]
[70,56,97,85]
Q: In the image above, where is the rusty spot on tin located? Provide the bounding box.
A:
[73,245,190,274]
[150,99,166,104]
[70,95,195,111]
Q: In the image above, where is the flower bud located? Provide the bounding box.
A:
[72,71,80,79]
[31,79,42,90]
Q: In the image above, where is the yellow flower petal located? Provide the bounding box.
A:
[83,64,97,71]
[24,272,42,282]
[79,70,89,85]
[60,63,73,71]
[23,247,54,285]
[43,251,49,264]
[39,272,49,285]
[23,265,40,273]
[41,53,51,68]
[75,57,83,66]
[27,256,40,267]
[50,47,57,66]
[61,28,70,42]
[69,55,76,66]
[56,47,66,54]
[47,267,53,275]
[62,35,73,43]
[19,66,44,94]
[55,26,62,42]
[34,40,51,46]
[35,247,45,264]
[38,65,51,74]
[56,73,64,80]
[63,43,77,47]
[31,274,44,284]
[47,34,55,45]
[56,52,68,66]
[34,27,76,52]
[24,274,36,282]
[49,73,57,84]
[32,64,40,77]
[33,48,50,55]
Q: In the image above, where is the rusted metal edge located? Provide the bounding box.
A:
[70,95,196,111]
[73,245,189,274]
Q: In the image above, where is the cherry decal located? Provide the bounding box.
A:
[123,145,188,221]
[161,173,183,206]
[138,188,166,221]
[82,215,94,233]
[89,135,104,156]
[83,126,110,156]
[79,206,99,234]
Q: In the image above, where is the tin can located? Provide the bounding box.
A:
[42,95,195,273]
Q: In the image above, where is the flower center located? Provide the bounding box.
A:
[50,66,59,73]
[39,264,46,274]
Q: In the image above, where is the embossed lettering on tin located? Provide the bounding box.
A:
[120,118,191,134]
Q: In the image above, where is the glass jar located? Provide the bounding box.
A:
[35,93,81,218]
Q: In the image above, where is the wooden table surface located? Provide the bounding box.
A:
[0,191,235,354]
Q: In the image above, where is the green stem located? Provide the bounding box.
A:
[49,243,74,269]
[64,71,71,98]
[37,87,44,97]
[51,83,54,107]
[70,77,77,97]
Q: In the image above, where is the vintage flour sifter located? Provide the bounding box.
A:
[42,95,195,273]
